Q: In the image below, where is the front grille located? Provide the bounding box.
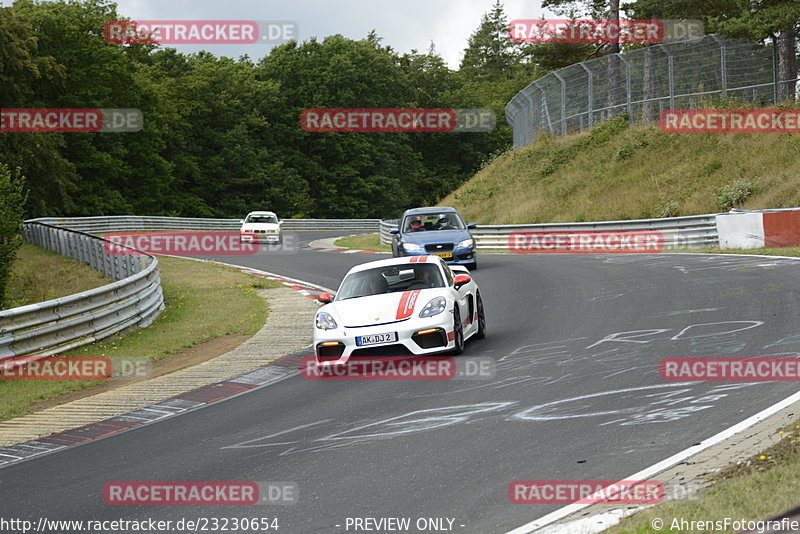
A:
[424,243,454,252]
[351,344,413,357]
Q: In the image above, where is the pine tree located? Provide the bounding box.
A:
[460,1,519,81]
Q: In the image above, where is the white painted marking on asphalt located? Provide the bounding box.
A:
[221,419,332,449]
[505,387,800,534]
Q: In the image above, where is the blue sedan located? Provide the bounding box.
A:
[390,207,478,270]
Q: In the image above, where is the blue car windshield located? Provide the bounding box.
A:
[403,213,465,232]
[337,264,444,300]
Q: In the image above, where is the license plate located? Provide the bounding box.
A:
[432,252,452,259]
[356,332,398,346]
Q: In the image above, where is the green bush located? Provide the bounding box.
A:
[0,163,28,309]
[659,199,681,218]
[714,177,758,210]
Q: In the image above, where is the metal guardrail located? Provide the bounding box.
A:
[0,222,164,365]
[27,216,381,234]
[379,214,720,250]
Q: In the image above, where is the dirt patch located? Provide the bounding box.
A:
[26,333,252,413]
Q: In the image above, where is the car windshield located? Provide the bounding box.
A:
[403,212,465,232]
[246,215,278,224]
[337,264,445,300]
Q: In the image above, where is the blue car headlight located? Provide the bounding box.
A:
[315,311,338,330]
[457,238,474,248]
[403,243,424,252]
[419,296,447,318]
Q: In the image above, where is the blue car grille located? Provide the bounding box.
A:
[424,243,454,252]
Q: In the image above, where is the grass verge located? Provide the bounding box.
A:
[609,421,800,534]
[442,117,800,224]
[0,252,277,421]
[333,233,392,252]
[3,242,111,309]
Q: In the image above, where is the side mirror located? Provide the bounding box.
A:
[467,222,477,229]
[239,220,245,225]
[318,292,334,304]
[390,227,399,235]
[454,274,471,289]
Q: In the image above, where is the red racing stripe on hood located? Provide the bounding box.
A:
[396,290,422,320]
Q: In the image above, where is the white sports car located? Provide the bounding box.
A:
[314,255,486,364]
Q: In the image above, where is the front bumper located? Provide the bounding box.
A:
[397,245,476,265]
[314,313,455,365]
[241,233,281,243]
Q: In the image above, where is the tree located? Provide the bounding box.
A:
[0,163,28,309]
[460,1,519,81]
[0,5,74,216]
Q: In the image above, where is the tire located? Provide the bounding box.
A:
[451,307,465,355]
[475,292,486,339]
[468,261,477,271]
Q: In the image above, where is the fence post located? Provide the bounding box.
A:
[552,71,568,134]
[579,62,593,128]
[520,91,536,145]
[658,44,675,110]
[533,81,553,134]
[618,53,633,121]
[709,34,727,98]
[772,36,780,103]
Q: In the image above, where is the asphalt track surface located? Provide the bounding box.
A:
[4,231,800,533]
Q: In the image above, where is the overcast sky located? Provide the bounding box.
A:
[4,0,560,68]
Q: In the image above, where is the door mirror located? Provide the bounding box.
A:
[239,220,245,225]
[467,222,477,229]
[390,227,399,235]
[453,274,471,289]
[318,292,334,304]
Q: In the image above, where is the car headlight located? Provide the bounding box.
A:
[419,296,447,318]
[315,312,338,330]
[457,238,474,248]
[403,243,424,252]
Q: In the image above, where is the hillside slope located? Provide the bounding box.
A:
[440,118,800,224]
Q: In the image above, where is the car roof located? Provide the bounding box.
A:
[246,211,277,216]
[344,255,446,275]
[402,206,459,216]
